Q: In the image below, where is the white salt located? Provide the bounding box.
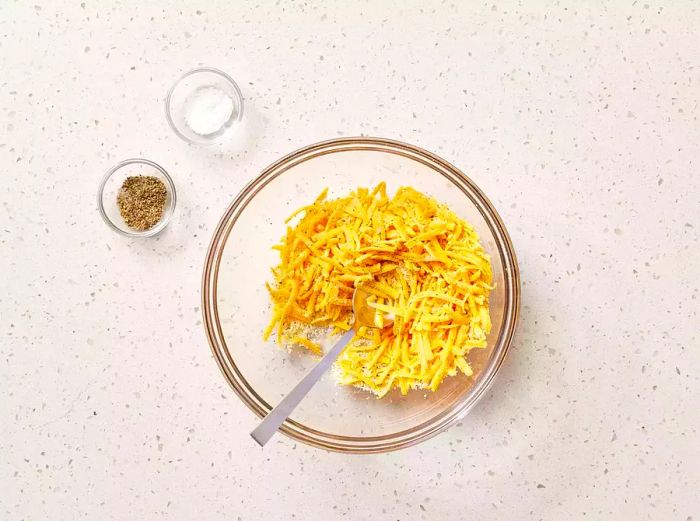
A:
[184,86,235,136]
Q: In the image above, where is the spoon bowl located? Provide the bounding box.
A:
[352,286,394,329]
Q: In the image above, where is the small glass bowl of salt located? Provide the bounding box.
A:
[165,67,244,145]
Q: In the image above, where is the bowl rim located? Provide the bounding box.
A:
[201,136,520,453]
[97,158,177,237]
[165,66,245,145]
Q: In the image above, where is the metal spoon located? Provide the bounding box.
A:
[250,286,393,446]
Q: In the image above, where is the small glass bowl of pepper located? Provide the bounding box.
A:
[97,158,177,237]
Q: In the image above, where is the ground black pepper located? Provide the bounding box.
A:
[117,175,167,231]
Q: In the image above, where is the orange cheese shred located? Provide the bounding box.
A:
[264,183,492,397]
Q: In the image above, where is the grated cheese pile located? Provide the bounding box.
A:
[263,183,492,397]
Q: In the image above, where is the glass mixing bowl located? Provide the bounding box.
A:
[202,137,520,453]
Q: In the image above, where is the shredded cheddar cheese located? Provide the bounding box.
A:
[264,183,493,397]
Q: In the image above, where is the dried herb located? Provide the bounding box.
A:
[117,175,167,231]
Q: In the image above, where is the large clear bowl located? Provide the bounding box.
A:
[202,137,520,453]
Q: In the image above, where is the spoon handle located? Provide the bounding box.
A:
[250,328,356,447]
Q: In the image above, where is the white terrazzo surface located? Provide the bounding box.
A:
[1,1,699,519]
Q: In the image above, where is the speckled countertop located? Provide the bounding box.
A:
[1,2,699,520]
